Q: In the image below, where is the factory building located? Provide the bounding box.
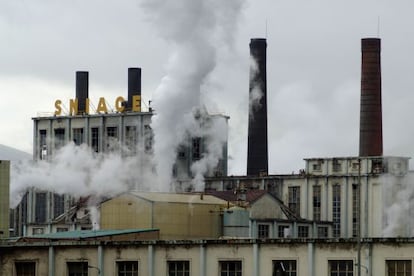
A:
[99,192,229,240]
[3,35,414,276]
[206,155,411,238]
[12,68,228,237]
[1,237,414,275]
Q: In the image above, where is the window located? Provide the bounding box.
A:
[125,126,137,154]
[168,260,189,276]
[177,145,186,159]
[288,187,300,217]
[32,227,44,235]
[144,125,153,153]
[67,262,88,276]
[313,163,321,171]
[192,137,201,160]
[351,162,359,171]
[329,260,353,276]
[313,185,321,221]
[387,260,412,276]
[54,128,65,150]
[54,194,65,218]
[278,225,290,238]
[73,128,84,145]
[273,260,297,276]
[35,192,47,223]
[332,160,342,172]
[57,227,68,232]
[332,185,341,237]
[317,226,328,238]
[219,261,242,276]
[298,226,309,238]
[39,129,47,160]
[352,184,359,237]
[91,127,100,152]
[372,159,383,174]
[106,127,118,151]
[15,261,36,276]
[117,261,138,276]
[258,223,270,238]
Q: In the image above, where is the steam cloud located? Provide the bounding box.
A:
[10,142,155,208]
[382,174,414,237]
[249,56,263,119]
[10,1,246,216]
[142,0,246,191]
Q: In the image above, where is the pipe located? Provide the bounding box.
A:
[148,245,154,276]
[48,246,55,276]
[308,242,315,276]
[200,244,206,276]
[98,245,104,276]
[253,243,259,276]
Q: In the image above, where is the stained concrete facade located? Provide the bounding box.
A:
[1,237,414,275]
[205,156,412,238]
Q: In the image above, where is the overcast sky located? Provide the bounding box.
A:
[1,0,414,175]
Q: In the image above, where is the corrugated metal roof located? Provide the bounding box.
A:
[30,228,158,240]
[207,189,267,203]
[125,191,229,205]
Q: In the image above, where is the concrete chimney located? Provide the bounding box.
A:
[359,38,383,157]
[247,38,268,176]
[127,67,141,110]
[76,71,89,115]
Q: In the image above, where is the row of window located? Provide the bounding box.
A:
[14,259,412,276]
[257,223,329,239]
[39,125,153,158]
[39,127,206,159]
[289,183,360,238]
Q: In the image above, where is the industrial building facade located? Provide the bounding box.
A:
[1,237,414,275]
[205,155,411,239]
[12,68,228,237]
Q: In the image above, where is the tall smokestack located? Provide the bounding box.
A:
[127,67,141,110]
[247,38,268,176]
[359,38,382,157]
[76,71,89,115]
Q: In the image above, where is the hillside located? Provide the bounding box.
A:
[0,144,31,162]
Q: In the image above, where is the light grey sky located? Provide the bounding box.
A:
[1,0,414,175]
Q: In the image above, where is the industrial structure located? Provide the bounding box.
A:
[0,237,413,275]
[11,68,228,237]
[3,36,414,276]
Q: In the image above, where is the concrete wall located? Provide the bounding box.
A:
[2,239,414,276]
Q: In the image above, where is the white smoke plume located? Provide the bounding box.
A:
[190,112,228,191]
[141,0,245,191]
[382,173,414,237]
[249,56,263,119]
[10,142,155,208]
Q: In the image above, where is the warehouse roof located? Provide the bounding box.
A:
[117,191,230,205]
[19,228,159,242]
